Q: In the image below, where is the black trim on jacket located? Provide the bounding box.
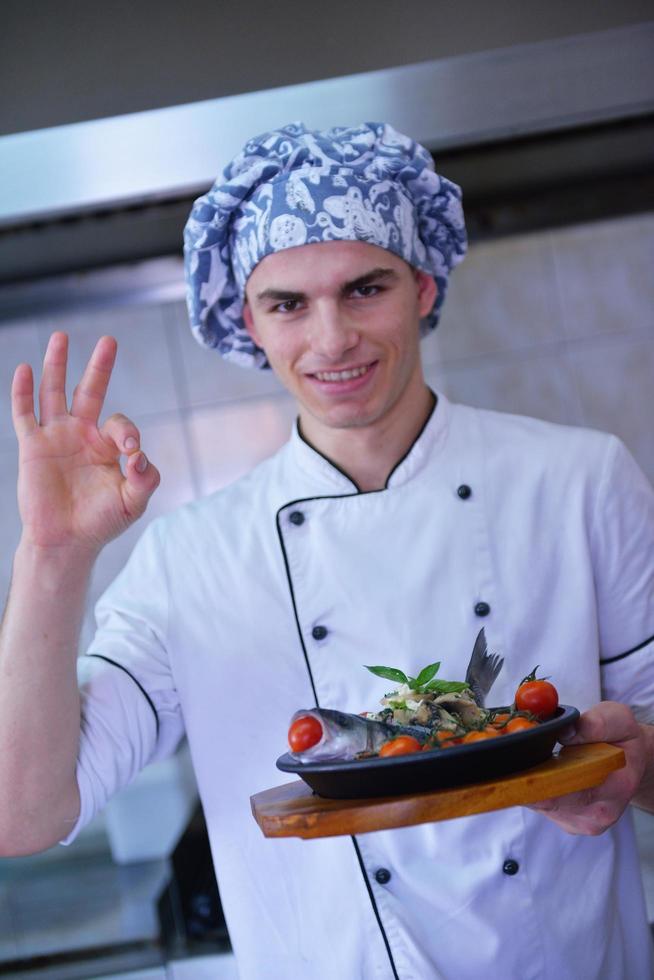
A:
[87,653,160,736]
[275,394,441,980]
[600,632,654,665]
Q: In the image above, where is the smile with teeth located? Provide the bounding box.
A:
[313,364,372,382]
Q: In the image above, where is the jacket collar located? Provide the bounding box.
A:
[288,391,452,494]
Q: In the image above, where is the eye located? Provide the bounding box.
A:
[350,284,381,299]
[272,299,302,314]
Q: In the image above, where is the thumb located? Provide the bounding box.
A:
[122,451,160,518]
[559,702,640,747]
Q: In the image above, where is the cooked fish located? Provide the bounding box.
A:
[465,628,504,707]
[288,708,431,763]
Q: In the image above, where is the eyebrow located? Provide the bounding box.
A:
[252,266,399,306]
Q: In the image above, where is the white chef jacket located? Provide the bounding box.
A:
[64,393,654,980]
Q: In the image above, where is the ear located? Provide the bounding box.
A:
[415,270,438,319]
[242,301,262,347]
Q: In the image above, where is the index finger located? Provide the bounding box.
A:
[70,335,118,422]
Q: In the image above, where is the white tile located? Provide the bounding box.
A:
[36,304,180,423]
[187,394,297,497]
[552,212,654,342]
[569,334,654,483]
[428,345,582,428]
[429,231,565,363]
[0,318,43,442]
[167,300,284,409]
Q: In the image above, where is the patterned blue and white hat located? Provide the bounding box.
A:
[184,121,467,369]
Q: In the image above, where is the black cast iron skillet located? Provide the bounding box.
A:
[276,705,579,799]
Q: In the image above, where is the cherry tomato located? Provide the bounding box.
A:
[515,668,559,720]
[422,731,460,751]
[462,727,499,743]
[503,716,538,734]
[439,737,463,748]
[288,715,323,752]
[490,712,511,728]
[379,735,422,757]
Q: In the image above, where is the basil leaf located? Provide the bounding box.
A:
[364,665,409,685]
[414,661,441,688]
[424,680,469,694]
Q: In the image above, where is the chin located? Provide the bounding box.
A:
[306,401,384,431]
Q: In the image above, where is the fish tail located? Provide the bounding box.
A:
[465,628,504,706]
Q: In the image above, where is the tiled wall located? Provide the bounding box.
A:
[2,212,652,621]
[0,210,653,872]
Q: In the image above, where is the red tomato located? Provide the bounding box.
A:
[379,735,422,757]
[288,715,323,752]
[515,675,559,720]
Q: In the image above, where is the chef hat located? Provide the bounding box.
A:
[183,121,467,369]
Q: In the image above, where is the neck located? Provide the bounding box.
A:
[299,386,436,491]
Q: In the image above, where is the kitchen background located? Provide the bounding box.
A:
[1,3,653,978]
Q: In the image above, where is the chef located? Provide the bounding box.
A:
[2,122,654,979]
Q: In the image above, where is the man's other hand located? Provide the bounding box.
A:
[528,701,653,835]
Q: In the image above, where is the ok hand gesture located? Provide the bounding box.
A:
[12,331,160,558]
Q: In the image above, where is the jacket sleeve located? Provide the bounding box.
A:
[594,437,654,724]
[60,518,184,844]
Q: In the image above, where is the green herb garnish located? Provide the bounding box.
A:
[364,661,467,695]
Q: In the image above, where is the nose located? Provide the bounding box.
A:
[308,302,359,361]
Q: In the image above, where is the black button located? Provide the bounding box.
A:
[457,484,472,499]
[289,511,305,526]
[374,868,391,884]
[503,859,519,876]
[312,625,328,641]
[474,601,491,617]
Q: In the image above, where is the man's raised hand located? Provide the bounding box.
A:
[12,332,160,557]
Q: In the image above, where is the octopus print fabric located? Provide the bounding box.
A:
[183,122,468,368]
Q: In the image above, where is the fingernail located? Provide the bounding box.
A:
[124,436,137,451]
[135,452,147,473]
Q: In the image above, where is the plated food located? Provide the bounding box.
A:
[277,630,573,799]
[286,629,560,764]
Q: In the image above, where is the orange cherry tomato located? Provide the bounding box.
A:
[515,669,559,720]
[288,715,323,752]
[490,712,511,727]
[436,730,459,743]
[503,716,539,734]
[422,731,461,750]
[379,735,422,757]
[462,727,500,743]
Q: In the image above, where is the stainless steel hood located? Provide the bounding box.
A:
[1,23,652,296]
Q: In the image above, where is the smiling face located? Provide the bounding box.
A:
[243,240,437,442]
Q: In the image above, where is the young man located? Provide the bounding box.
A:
[2,122,654,979]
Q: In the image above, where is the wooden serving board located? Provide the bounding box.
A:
[251,742,625,839]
